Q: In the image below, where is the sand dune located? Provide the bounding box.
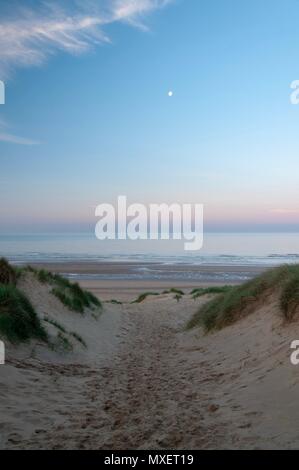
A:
[1,273,299,449]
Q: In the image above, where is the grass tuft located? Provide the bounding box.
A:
[108,299,123,305]
[174,294,182,302]
[26,267,102,314]
[70,331,87,348]
[57,332,73,352]
[190,286,233,299]
[187,265,299,332]
[131,292,159,304]
[0,258,17,285]
[280,274,299,321]
[162,288,185,296]
[43,317,87,348]
[43,316,66,333]
[0,284,47,343]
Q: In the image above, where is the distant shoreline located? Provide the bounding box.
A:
[22,261,270,301]
[25,260,269,278]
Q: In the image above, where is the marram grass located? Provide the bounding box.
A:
[0,284,47,343]
[27,267,102,314]
[187,265,299,332]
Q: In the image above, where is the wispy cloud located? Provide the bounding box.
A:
[0,0,173,77]
[0,1,173,145]
[0,119,40,145]
[0,0,173,145]
[112,0,173,28]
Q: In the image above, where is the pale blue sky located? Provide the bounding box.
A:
[1,0,299,232]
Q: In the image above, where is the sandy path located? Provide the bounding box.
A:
[93,299,225,450]
[4,295,228,449]
[3,291,299,449]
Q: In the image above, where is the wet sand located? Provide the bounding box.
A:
[29,262,269,301]
[29,261,268,277]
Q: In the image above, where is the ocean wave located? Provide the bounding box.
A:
[4,251,299,266]
[268,253,299,258]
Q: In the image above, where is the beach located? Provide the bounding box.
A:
[28,261,268,301]
[1,267,299,449]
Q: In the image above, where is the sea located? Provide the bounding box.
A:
[1,232,299,283]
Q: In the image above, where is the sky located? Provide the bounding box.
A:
[1,0,299,233]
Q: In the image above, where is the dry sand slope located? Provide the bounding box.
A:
[1,283,299,449]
